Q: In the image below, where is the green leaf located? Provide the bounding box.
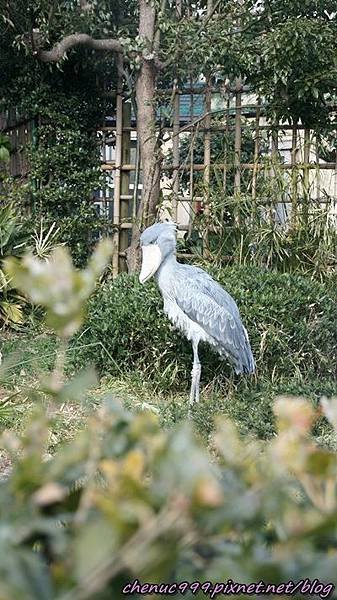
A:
[4,239,112,338]
[0,146,10,162]
[0,301,24,324]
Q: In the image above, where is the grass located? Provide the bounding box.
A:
[0,329,93,448]
[96,371,337,449]
[1,328,337,459]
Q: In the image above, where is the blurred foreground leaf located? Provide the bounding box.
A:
[5,239,112,338]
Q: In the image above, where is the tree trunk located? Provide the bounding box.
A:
[126,0,162,274]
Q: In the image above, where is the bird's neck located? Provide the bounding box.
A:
[155,252,178,285]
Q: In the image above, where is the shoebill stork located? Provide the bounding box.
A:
[139,222,255,408]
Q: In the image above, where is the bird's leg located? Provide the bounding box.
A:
[189,340,201,414]
[194,362,201,403]
[189,373,196,408]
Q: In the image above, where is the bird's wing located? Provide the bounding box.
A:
[177,264,241,319]
[187,266,241,317]
[174,266,254,373]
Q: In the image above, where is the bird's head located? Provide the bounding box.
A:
[139,221,177,284]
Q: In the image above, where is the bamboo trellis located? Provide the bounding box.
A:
[2,79,337,276]
[99,77,337,274]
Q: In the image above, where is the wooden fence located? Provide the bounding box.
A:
[2,81,337,275]
[99,73,337,274]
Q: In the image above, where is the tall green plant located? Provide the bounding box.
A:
[0,25,110,267]
[0,203,29,326]
[0,133,10,163]
[191,156,337,281]
[21,101,107,267]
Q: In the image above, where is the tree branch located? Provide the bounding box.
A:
[35,31,164,70]
[35,33,124,62]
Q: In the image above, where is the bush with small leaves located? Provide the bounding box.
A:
[73,266,337,387]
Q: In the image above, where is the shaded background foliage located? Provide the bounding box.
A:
[0,16,115,265]
[0,0,336,435]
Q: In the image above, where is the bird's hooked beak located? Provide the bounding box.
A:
[139,244,162,284]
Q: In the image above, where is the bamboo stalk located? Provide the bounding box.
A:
[334,141,337,203]
[119,102,131,272]
[172,84,180,222]
[102,161,337,172]
[201,0,213,256]
[99,122,337,134]
[202,77,212,256]
[188,76,195,237]
[268,123,279,225]
[223,98,230,194]
[315,131,321,201]
[303,127,310,224]
[132,136,140,221]
[171,0,182,222]
[234,82,242,226]
[291,120,298,227]
[234,88,242,195]
[220,98,230,233]
[112,56,123,278]
[251,99,261,212]
[203,83,212,202]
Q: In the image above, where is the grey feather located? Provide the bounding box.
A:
[172,265,255,374]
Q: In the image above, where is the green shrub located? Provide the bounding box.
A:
[212,265,337,379]
[73,266,337,387]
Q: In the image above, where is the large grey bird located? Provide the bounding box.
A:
[139,222,255,408]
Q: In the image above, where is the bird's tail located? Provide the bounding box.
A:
[237,327,255,374]
[242,355,255,375]
[235,357,255,375]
